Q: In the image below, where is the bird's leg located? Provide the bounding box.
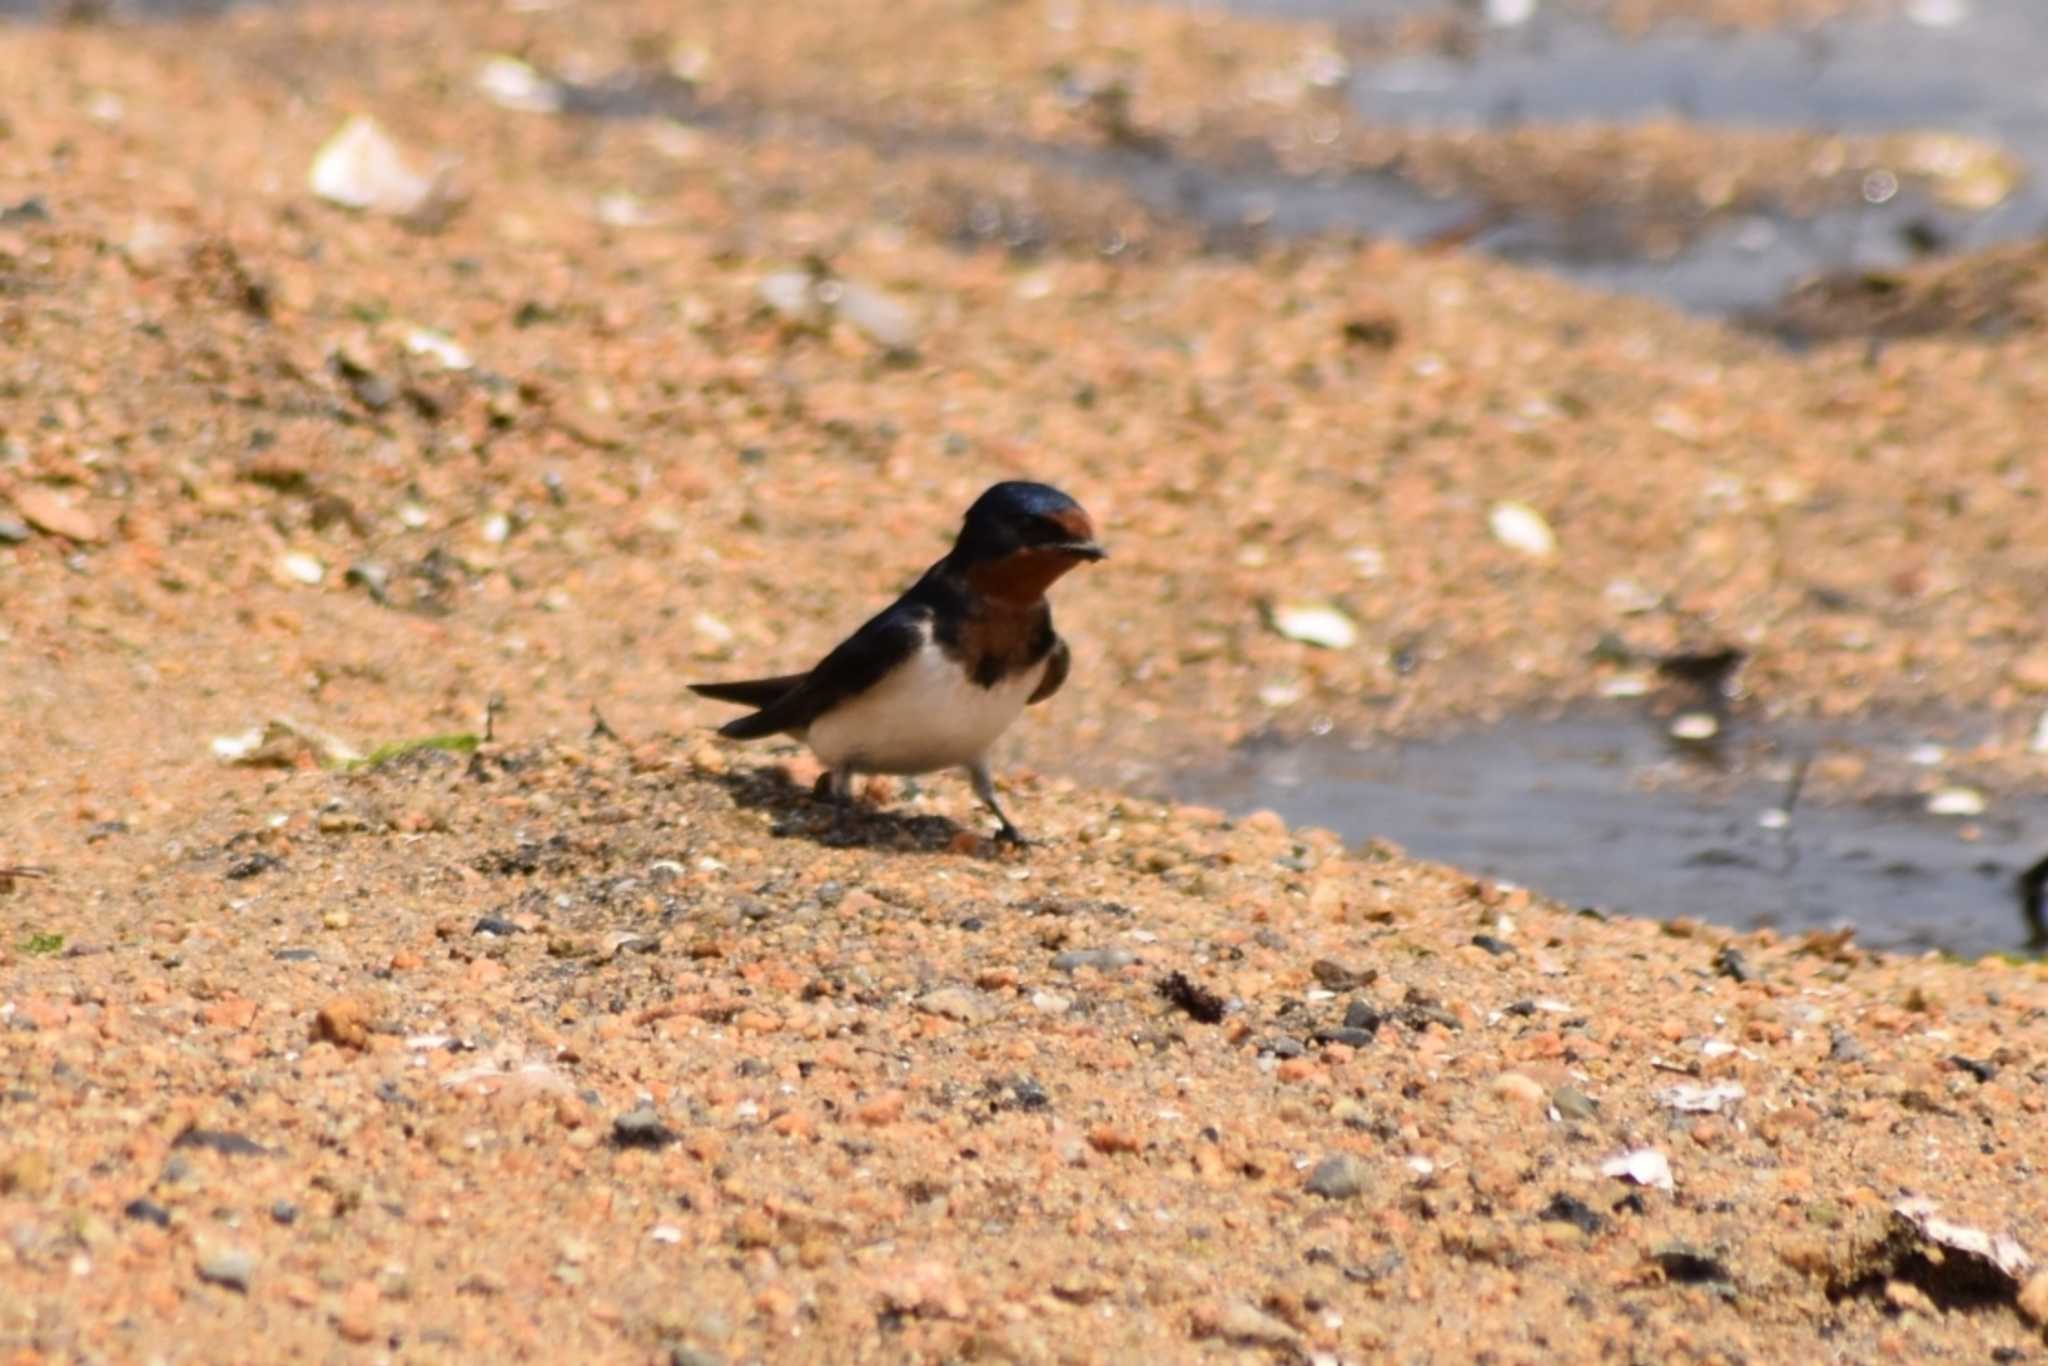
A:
[811,765,856,802]
[966,760,1028,846]
[816,764,863,844]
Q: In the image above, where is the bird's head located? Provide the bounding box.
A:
[951,481,1106,601]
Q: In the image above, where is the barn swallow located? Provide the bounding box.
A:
[691,481,1105,844]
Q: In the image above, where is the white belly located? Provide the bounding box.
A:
[806,641,1043,775]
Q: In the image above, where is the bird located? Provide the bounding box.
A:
[690,481,1105,845]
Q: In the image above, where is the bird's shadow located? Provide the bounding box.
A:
[708,762,1005,856]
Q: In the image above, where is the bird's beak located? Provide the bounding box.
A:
[1058,539,1108,561]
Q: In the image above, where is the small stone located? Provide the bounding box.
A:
[0,518,30,544]
[313,997,372,1050]
[1155,972,1226,1024]
[855,1091,907,1126]
[196,1240,257,1292]
[1489,500,1556,558]
[1656,1082,1746,1114]
[2007,649,2048,696]
[873,1257,967,1319]
[1310,1026,1378,1048]
[1827,1028,1869,1064]
[11,487,102,543]
[122,1197,171,1227]
[278,551,325,585]
[0,1150,53,1196]
[612,1105,679,1150]
[1602,1147,1674,1192]
[1539,1193,1605,1235]
[1926,787,1986,817]
[1491,1072,1547,1108]
[671,1350,725,1366]
[1668,711,1719,741]
[172,1127,267,1157]
[308,114,456,222]
[477,54,564,112]
[1087,1125,1143,1155]
[1269,601,1358,650]
[1052,947,1135,973]
[1342,998,1383,1032]
[1713,946,1753,982]
[271,1200,298,1225]
[1884,1278,1935,1316]
[915,986,993,1024]
[1305,1153,1370,1199]
[1471,933,1516,956]
[1207,1299,1301,1349]
[1311,959,1372,990]
[1551,1087,1600,1121]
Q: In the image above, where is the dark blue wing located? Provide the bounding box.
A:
[715,600,931,740]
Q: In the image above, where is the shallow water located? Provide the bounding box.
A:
[1237,0,2048,318]
[17,0,2047,322]
[1175,706,2048,956]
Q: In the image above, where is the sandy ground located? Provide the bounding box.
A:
[3,0,2048,1361]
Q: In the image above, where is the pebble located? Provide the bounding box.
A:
[307,114,449,220]
[172,1128,267,1157]
[196,1241,257,1292]
[1311,1027,1378,1048]
[915,986,994,1024]
[1311,959,1372,990]
[1668,711,1719,741]
[1551,1087,1600,1121]
[11,488,102,543]
[1925,787,1986,817]
[1602,1148,1674,1192]
[1488,500,1556,558]
[1539,1193,1605,1235]
[1052,947,1135,972]
[1713,946,1754,982]
[122,1198,171,1227]
[1304,1153,1370,1199]
[1657,1082,1746,1114]
[1269,602,1358,650]
[473,916,522,936]
[2008,649,2048,696]
[1491,1072,1547,1108]
[612,1105,679,1150]
[1207,1300,1301,1349]
[313,997,372,1050]
[0,518,29,544]
[278,551,325,585]
[1342,999,1383,1032]
[1827,1028,1870,1064]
